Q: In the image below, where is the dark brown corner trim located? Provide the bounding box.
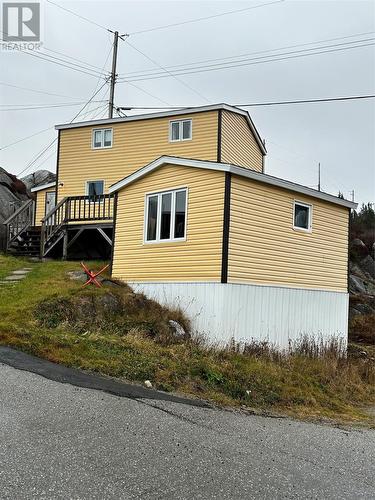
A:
[217,109,222,163]
[221,171,231,284]
[55,130,61,201]
[109,191,118,276]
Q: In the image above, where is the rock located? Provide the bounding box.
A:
[349,275,367,294]
[95,293,123,314]
[144,380,152,388]
[351,238,369,259]
[21,170,56,191]
[75,296,96,319]
[360,255,375,279]
[169,320,186,338]
[67,271,87,283]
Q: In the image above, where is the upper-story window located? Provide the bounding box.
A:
[293,201,312,232]
[169,119,192,142]
[92,128,113,149]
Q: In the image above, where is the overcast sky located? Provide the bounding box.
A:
[1,0,374,205]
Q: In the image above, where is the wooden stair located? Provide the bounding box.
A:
[7,226,41,257]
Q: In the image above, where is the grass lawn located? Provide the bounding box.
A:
[0,254,374,426]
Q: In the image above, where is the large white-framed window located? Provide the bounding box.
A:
[293,201,312,232]
[92,128,113,149]
[144,188,188,243]
[86,180,104,200]
[169,119,192,142]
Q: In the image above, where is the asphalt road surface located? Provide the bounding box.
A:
[0,348,374,499]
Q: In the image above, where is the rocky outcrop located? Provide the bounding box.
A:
[21,170,56,191]
[0,167,30,250]
[348,238,375,342]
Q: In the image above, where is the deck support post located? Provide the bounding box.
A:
[62,229,68,260]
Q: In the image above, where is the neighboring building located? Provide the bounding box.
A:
[4,103,356,347]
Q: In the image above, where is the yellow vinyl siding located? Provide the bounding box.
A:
[57,111,219,203]
[228,176,349,291]
[34,187,54,226]
[220,110,263,172]
[112,164,225,282]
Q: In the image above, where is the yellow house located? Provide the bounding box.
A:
[5,103,356,346]
[107,156,353,346]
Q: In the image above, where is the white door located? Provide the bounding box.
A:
[45,191,56,216]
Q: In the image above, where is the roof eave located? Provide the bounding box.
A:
[30,181,56,193]
[108,155,357,210]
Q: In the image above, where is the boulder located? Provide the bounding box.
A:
[21,169,56,191]
[349,275,367,295]
[169,319,187,338]
[351,238,369,258]
[360,255,375,279]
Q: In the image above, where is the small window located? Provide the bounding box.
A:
[86,180,104,200]
[145,188,187,243]
[169,119,192,142]
[92,128,112,149]
[293,201,312,232]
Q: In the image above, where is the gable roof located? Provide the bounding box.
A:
[54,103,266,155]
[108,156,357,209]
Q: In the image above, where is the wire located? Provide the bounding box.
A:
[18,48,108,80]
[0,126,53,150]
[43,46,109,74]
[17,81,109,177]
[124,81,173,106]
[238,95,375,106]
[119,39,375,82]
[0,81,87,100]
[121,31,375,78]
[126,40,211,103]
[0,101,105,111]
[115,94,375,110]
[46,0,109,32]
[129,0,284,35]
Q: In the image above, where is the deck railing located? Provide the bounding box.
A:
[3,199,34,252]
[40,194,115,256]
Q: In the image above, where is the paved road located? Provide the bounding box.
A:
[0,351,374,499]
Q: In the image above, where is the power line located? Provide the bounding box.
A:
[0,101,105,111]
[126,40,211,102]
[0,81,87,100]
[0,126,53,150]
[116,94,375,111]
[129,0,284,35]
[119,39,375,82]
[237,95,375,107]
[121,31,375,78]
[17,81,109,177]
[43,46,109,74]
[124,81,173,106]
[46,0,109,32]
[18,47,108,80]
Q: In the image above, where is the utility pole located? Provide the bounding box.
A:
[318,162,321,191]
[350,189,355,202]
[108,30,119,119]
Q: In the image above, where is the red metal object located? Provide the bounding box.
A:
[80,262,109,288]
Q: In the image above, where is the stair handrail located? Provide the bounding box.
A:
[3,199,34,252]
[40,197,68,257]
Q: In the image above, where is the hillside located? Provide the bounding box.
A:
[348,203,375,345]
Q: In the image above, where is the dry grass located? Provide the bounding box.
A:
[0,254,374,426]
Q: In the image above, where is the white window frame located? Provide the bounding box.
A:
[91,128,113,149]
[144,187,188,244]
[293,200,312,233]
[169,119,192,142]
[85,180,105,198]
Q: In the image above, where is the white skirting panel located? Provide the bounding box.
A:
[130,282,349,348]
